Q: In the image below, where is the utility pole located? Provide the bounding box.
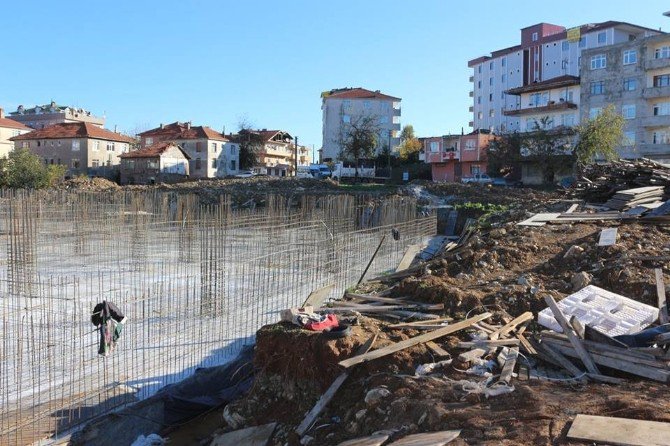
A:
[294,136,298,176]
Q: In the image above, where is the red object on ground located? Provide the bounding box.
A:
[305,314,339,331]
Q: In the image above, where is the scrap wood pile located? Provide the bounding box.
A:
[569,158,670,203]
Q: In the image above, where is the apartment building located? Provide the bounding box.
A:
[226,129,296,176]
[9,101,105,129]
[138,122,238,178]
[0,108,31,158]
[423,131,494,182]
[321,87,401,162]
[10,122,135,176]
[469,21,661,133]
[580,33,670,162]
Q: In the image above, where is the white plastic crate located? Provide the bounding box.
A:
[538,285,659,337]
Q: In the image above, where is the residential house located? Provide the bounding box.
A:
[10,122,135,177]
[321,87,401,161]
[227,129,295,176]
[9,101,105,129]
[119,142,190,184]
[138,122,238,178]
[469,21,661,133]
[423,131,494,182]
[0,108,31,158]
[580,33,670,163]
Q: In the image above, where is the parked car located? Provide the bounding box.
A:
[492,177,524,188]
[296,170,313,179]
[461,173,493,184]
[234,170,254,178]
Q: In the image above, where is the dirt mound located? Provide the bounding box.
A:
[59,176,121,191]
[413,181,558,207]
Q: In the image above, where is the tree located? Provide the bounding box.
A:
[398,124,422,162]
[487,132,523,177]
[339,116,379,180]
[523,117,575,184]
[0,148,66,189]
[574,105,624,165]
[236,117,262,170]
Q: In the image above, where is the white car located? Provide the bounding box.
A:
[461,173,493,184]
[234,170,254,178]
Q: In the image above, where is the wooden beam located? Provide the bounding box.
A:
[498,347,519,384]
[388,318,452,329]
[458,348,486,362]
[336,434,390,446]
[544,296,601,375]
[396,244,421,272]
[492,311,533,339]
[516,333,537,355]
[296,333,378,436]
[338,312,492,369]
[567,414,670,446]
[457,339,520,349]
[538,342,584,378]
[390,430,461,446]
[425,341,450,358]
[656,268,669,324]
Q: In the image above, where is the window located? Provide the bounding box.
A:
[532,32,538,42]
[589,107,603,119]
[145,137,153,145]
[501,92,505,99]
[478,65,482,73]
[195,158,202,170]
[501,74,506,82]
[343,100,352,110]
[489,93,493,101]
[147,160,159,169]
[622,104,636,119]
[342,115,351,123]
[561,90,574,102]
[653,131,670,144]
[106,141,115,151]
[489,109,495,117]
[489,77,493,85]
[489,61,494,70]
[379,116,389,124]
[579,37,586,48]
[623,77,637,91]
[477,80,481,88]
[590,81,605,95]
[211,142,217,151]
[72,159,80,169]
[655,46,670,59]
[597,31,607,44]
[477,96,481,104]
[590,54,606,69]
[654,74,670,87]
[501,57,506,67]
[196,142,202,152]
[92,159,100,168]
[430,141,439,152]
[57,140,61,146]
[653,102,670,116]
[623,131,635,146]
[230,159,236,170]
[22,142,29,149]
[212,158,217,168]
[477,112,483,119]
[93,140,100,151]
[623,50,637,65]
[562,41,569,51]
[465,139,476,150]
[72,140,80,151]
[561,114,576,127]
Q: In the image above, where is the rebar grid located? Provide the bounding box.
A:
[0,190,436,445]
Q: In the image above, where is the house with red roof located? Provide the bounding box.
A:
[10,122,135,177]
[0,108,32,158]
[320,87,401,162]
[138,122,238,178]
[119,142,190,184]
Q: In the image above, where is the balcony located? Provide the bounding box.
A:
[468,106,474,112]
[643,85,670,99]
[503,101,577,117]
[393,108,401,117]
[426,150,460,164]
[469,76,474,82]
[468,121,474,127]
[640,115,670,127]
[645,57,670,70]
[469,91,474,98]
[638,143,670,158]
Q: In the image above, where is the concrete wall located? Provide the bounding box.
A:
[321,97,401,161]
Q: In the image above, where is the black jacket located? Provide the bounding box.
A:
[91,300,125,326]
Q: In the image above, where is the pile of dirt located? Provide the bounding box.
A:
[411,181,559,207]
[58,176,121,191]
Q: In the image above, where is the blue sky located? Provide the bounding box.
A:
[2,1,668,155]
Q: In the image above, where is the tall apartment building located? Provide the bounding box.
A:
[0,108,31,158]
[321,87,401,162]
[9,101,105,129]
[580,33,670,162]
[469,22,661,134]
[138,122,238,178]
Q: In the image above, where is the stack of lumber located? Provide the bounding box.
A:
[569,158,670,203]
[603,186,665,210]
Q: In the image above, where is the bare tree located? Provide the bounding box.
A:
[236,116,262,170]
[339,116,379,181]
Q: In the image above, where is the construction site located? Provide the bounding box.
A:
[3,167,670,446]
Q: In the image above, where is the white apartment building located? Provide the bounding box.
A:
[469,21,661,133]
[321,87,401,162]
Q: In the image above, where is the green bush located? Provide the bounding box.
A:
[0,149,66,189]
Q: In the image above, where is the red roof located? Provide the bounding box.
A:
[138,122,228,142]
[322,87,400,101]
[0,117,31,131]
[10,122,135,143]
[119,141,191,159]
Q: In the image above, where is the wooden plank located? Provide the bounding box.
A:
[210,423,276,446]
[544,296,601,375]
[458,348,486,362]
[598,227,618,246]
[457,339,520,349]
[565,203,579,213]
[389,429,461,446]
[538,342,584,378]
[396,244,422,272]
[296,333,378,436]
[337,434,390,446]
[541,337,667,369]
[498,347,518,384]
[517,213,561,227]
[302,284,334,308]
[656,268,669,324]
[567,414,670,446]
[516,333,537,355]
[425,341,450,358]
[345,294,445,311]
[338,312,492,369]
[388,318,452,329]
[494,312,533,338]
